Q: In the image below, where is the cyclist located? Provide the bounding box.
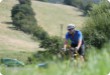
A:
[63,24,85,62]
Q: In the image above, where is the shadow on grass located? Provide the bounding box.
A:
[72,8,87,17]
[2,21,20,30]
[2,22,13,25]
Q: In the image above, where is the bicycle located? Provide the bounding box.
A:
[57,47,81,67]
[58,46,79,61]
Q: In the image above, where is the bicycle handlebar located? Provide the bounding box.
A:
[61,47,79,57]
[61,47,76,51]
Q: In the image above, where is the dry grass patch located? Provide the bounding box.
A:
[0,0,41,52]
[32,1,86,36]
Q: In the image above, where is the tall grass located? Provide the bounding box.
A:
[0,43,110,75]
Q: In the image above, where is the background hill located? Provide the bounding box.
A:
[0,0,40,61]
[0,0,41,52]
[0,0,85,61]
[33,1,86,36]
[0,0,85,51]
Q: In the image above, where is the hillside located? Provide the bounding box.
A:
[0,0,85,52]
[33,1,86,36]
[0,0,41,52]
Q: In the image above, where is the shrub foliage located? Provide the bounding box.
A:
[82,1,110,48]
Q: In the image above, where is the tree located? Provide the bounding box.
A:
[11,0,37,33]
[82,1,110,48]
[19,0,31,5]
[11,0,50,41]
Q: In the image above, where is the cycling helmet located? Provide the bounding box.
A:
[67,24,75,30]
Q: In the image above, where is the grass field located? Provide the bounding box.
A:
[0,0,42,52]
[0,0,85,59]
[0,0,43,62]
[0,44,110,75]
[33,1,86,36]
[0,1,109,75]
[0,0,85,51]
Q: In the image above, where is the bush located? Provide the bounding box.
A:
[83,3,92,15]
[33,26,49,40]
[11,0,50,39]
[28,36,64,63]
[82,1,110,48]
[64,0,83,7]
[40,36,63,52]
[19,0,31,5]
[11,1,37,33]
[63,0,72,5]
[63,0,93,15]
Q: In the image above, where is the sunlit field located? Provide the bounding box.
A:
[0,44,110,75]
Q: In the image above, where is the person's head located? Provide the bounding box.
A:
[67,24,75,34]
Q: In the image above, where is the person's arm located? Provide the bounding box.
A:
[64,39,68,49]
[76,39,82,50]
[76,31,83,50]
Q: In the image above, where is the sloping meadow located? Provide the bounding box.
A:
[0,43,110,75]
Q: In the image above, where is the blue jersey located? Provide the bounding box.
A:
[65,30,84,45]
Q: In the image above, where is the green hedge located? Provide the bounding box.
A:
[40,36,63,51]
[82,1,110,48]
[11,3,37,33]
[11,0,49,40]
[33,26,49,40]
[19,0,31,5]
[63,0,93,15]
